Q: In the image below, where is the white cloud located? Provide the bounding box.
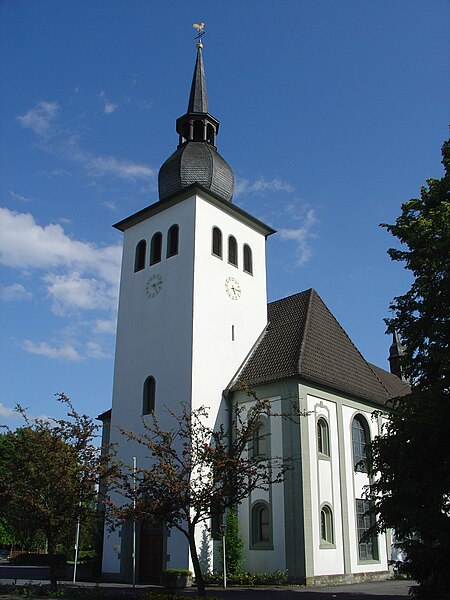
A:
[94,318,117,334]
[235,176,294,197]
[0,402,17,419]
[9,190,31,203]
[278,206,317,267]
[86,341,110,359]
[23,340,82,361]
[0,283,33,301]
[44,272,113,314]
[0,208,121,278]
[17,101,60,137]
[100,90,118,114]
[17,100,154,183]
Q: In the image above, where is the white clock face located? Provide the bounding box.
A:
[145,274,163,297]
[225,276,241,300]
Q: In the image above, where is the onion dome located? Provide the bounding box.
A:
[158,43,234,203]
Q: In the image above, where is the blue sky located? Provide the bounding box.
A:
[1,1,448,429]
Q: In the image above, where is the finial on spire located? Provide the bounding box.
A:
[193,22,206,48]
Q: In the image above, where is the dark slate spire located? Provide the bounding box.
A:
[389,330,407,381]
[188,45,208,113]
[158,40,234,203]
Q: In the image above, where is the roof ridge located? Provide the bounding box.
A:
[366,361,398,397]
[296,288,315,372]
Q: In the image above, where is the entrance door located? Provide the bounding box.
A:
[138,524,163,583]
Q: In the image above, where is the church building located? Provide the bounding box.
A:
[99,38,409,585]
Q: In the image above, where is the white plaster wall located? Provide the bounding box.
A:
[342,404,389,574]
[307,395,344,576]
[191,194,269,424]
[103,191,270,576]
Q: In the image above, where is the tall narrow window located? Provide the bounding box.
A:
[252,421,268,458]
[243,244,253,274]
[251,502,271,546]
[228,235,238,267]
[352,415,370,472]
[134,240,146,272]
[212,227,222,258]
[143,376,156,415]
[317,418,330,457]
[167,224,179,258]
[320,506,334,544]
[356,499,378,560]
[150,232,162,265]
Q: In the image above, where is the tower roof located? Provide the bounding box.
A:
[158,43,234,203]
[188,45,208,113]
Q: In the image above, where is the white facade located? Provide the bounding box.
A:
[102,190,271,578]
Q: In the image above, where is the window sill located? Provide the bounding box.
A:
[318,452,331,461]
[250,543,273,551]
[319,541,336,549]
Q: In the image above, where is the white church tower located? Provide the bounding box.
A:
[102,38,274,582]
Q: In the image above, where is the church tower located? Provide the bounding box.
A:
[102,38,274,581]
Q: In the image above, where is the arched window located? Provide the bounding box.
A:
[252,421,268,458]
[243,244,253,274]
[228,235,238,267]
[150,232,162,265]
[352,415,370,472]
[167,224,179,258]
[134,240,146,272]
[143,376,156,415]
[251,502,271,546]
[212,227,222,258]
[320,505,334,544]
[317,418,330,457]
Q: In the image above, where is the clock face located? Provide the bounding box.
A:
[225,276,241,300]
[145,274,163,297]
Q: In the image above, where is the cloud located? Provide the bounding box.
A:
[235,176,294,197]
[44,272,113,314]
[94,318,117,334]
[100,90,118,114]
[278,206,317,267]
[17,100,154,183]
[23,340,82,361]
[9,190,32,203]
[17,101,59,137]
[86,341,111,359]
[0,402,17,419]
[0,283,33,301]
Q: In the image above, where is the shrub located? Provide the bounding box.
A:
[203,569,288,586]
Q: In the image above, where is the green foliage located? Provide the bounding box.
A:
[368,139,450,599]
[203,569,289,586]
[220,508,244,576]
[0,394,107,592]
[162,568,193,578]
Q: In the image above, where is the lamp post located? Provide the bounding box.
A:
[132,456,137,589]
[219,524,226,589]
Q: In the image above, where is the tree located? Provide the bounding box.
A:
[107,389,301,598]
[221,507,244,578]
[368,140,450,599]
[0,394,106,591]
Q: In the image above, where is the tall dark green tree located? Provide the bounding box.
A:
[368,140,450,599]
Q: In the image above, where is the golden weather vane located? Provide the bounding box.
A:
[193,22,206,48]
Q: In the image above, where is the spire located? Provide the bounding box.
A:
[158,31,234,204]
[388,330,407,381]
[188,45,208,114]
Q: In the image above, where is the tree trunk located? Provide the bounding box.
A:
[47,536,58,592]
[188,522,205,598]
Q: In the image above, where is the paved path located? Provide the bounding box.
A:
[0,563,413,599]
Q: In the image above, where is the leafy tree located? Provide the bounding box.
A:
[0,394,106,591]
[368,140,450,598]
[221,507,244,577]
[108,390,301,598]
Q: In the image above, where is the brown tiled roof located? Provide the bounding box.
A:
[234,289,409,405]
